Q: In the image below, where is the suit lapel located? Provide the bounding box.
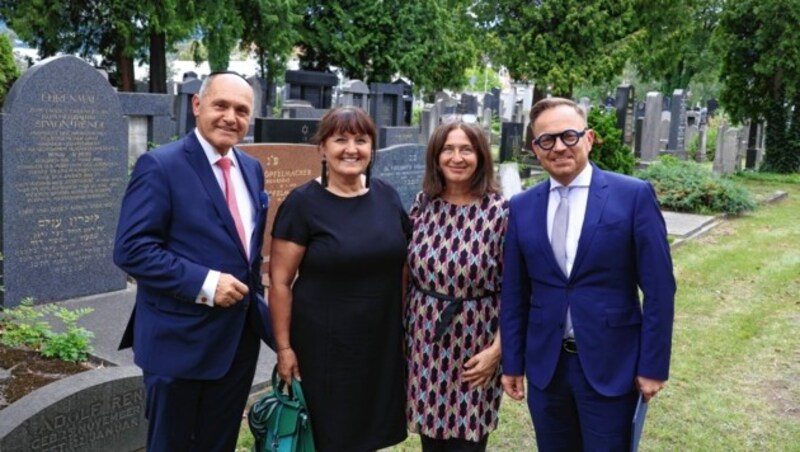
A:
[571,165,609,277]
[185,134,248,259]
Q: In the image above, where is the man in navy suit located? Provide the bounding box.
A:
[501,97,675,451]
[114,72,272,451]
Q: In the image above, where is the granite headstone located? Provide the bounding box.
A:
[372,144,427,211]
[0,366,146,452]
[338,80,370,110]
[379,127,419,148]
[238,143,319,275]
[667,89,687,156]
[0,55,128,307]
[176,78,202,137]
[254,118,319,144]
[500,122,524,162]
[369,83,404,129]
[615,85,635,147]
[284,70,337,109]
[641,92,663,161]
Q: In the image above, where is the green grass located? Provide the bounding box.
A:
[239,176,800,451]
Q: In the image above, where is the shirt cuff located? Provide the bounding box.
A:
[196,270,220,306]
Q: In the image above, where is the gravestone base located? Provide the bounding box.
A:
[0,366,147,452]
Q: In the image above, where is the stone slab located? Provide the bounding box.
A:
[372,144,427,211]
[661,211,716,238]
[0,366,147,452]
[54,288,276,394]
[238,143,319,264]
[254,118,319,144]
[0,55,128,307]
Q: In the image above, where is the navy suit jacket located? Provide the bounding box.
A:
[114,132,273,380]
[500,164,676,396]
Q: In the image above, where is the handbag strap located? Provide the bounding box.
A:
[271,365,309,410]
[290,378,309,408]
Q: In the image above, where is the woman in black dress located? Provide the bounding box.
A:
[269,107,409,451]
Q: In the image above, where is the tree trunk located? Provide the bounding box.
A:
[115,51,135,92]
[762,94,788,172]
[149,31,167,94]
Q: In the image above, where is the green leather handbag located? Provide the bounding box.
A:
[248,366,316,452]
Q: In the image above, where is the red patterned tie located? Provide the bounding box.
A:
[216,157,248,257]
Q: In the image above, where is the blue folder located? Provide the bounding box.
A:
[631,392,648,452]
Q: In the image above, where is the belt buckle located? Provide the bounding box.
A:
[562,338,578,354]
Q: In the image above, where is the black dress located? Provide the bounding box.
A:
[271,178,410,451]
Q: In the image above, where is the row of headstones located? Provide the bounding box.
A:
[569,85,766,175]
[0,56,436,309]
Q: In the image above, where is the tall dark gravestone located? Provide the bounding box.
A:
[0,55,128,307]
[706,99,719,117]
[459,94,478,115]
[369,83,404,129]
[668,89,687,156]
[284,70,338,109]
[338,80,370,110]
[254,118,320,144]
[392,79,413,126]
[499,122,524,162]
[176,78,202,137]
[615,85,635,147]
[372,144,427,211]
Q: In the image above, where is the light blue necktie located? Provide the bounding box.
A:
[552,186,574,338]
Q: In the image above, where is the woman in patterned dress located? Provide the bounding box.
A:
[405,121,509,451]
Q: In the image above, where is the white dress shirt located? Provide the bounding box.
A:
[194,129,256,306]
[546,164,593,277]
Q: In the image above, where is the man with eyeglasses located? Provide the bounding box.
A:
[500,97,675,451]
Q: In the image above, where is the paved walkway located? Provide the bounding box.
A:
[67,209,716,391]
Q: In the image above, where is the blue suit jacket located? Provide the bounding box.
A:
[500,164,676,396]
[114,132,273,380]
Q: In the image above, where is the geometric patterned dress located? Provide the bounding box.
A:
[405,191,509,441]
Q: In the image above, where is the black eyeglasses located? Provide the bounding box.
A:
[533,128,588,151]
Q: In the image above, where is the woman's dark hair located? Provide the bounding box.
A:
[312,107,377,149]
[421,121,500,198]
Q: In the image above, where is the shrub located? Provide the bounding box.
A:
[587,108,635,175]
[0,298,50,348]
[0,299,95,362]
[704,118,720,162]
[637,156,756,215]
[40,305,95,362]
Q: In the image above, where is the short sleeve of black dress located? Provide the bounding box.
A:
[271,183,312,245]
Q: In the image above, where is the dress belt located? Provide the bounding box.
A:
[413,282,496,341]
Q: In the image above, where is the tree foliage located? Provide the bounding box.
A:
[587,107,634,175]
[715,0,800,173]
[630,0,722,95]
[0,33,19,105]
[296,0,477,92]
[238,0,300,82]
[477,0,638,97]
[0,0,298,94]
[0,0,194,92]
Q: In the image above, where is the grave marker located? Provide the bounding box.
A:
[372,144,427,211]
[0,55,127,307]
